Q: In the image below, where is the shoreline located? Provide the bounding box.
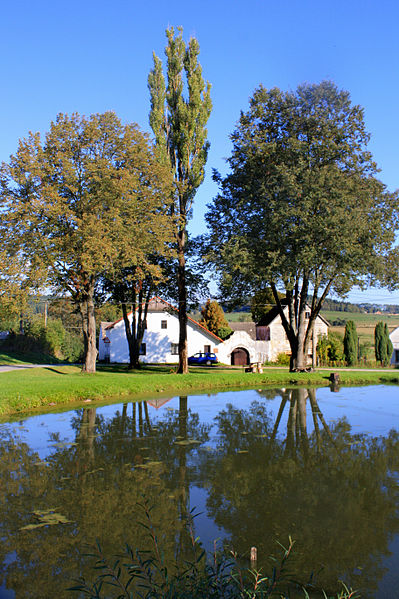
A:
[0,364,398,419]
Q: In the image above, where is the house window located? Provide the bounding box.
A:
[305,312,310,319]
[139,343,146,355]
[395,349,399,363]
[204,345,211,353]
[171,343,179,355]
[161,320,167,329]
[256,326,270,341]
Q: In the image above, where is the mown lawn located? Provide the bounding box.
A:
[0,363,398,419]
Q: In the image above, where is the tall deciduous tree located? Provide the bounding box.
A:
[1,112,172,372]
[206,82,399,371]
[148,26,212,373]
[343,320,358,366]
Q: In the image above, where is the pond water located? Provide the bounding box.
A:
[1,385,399,598]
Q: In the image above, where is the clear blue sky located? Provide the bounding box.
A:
[1,0,398,304]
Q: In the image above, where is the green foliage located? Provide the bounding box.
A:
[1,318,83,362]
[217,326,233,340]
[343,320,358,366]
[375,321,393,366]
[206,81,399,371]
[317,332,344,365]
[275,352,291,366]
[148,27,212,210]
[250,289,284,323]
[200,299,232,338]
[148,26,212,373]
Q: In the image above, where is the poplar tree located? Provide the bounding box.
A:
[343,320,358,366]
[148,26,212,373]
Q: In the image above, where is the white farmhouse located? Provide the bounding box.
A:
[389,326,399,366]
[99,297,328,366]
[99,297,223,364]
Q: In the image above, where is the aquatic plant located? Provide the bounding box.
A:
[68,500,359,598]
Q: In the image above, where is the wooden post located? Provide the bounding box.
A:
[250,546,257,569]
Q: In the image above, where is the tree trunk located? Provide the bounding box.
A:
[79,282,97,373]
[122,287,151,370]
[177,230,188,374]
[291,338,309,371]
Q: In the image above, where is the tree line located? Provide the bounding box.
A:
[1,28,398,373]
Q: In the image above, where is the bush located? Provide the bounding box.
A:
[217,326,233,340]
[317,332,344,366]
[2,318,83,362]
[276,352,291,366]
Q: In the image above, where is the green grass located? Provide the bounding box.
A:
[0,363,398,419]
[0,350,60,366]
[321,310,399,328]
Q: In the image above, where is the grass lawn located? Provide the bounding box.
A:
[0,363,398,419]
[0,350,60,366]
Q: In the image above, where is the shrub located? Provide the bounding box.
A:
[276,352,291,366]
[2,318,83,362]
[217,326,233,340]
[317,332,344,366]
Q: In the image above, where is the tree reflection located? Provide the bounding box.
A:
[204,389,399,595]
[0,397,209,598]
[2,390,399,598]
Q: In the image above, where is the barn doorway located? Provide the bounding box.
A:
[231,347,250,366]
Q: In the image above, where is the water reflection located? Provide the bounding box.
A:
[0,388,398,598]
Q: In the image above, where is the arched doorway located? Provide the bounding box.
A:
[231,347,250,366]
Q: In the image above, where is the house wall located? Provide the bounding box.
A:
[102,309,221,364]
[268,310,328,362]
[390,327,399,365]
[218,331,269,364]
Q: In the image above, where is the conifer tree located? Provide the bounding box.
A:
[200,299,232,339]
[343,320,358,366]
[385,323,393,366]
[374,321,392,366]
[148,27,212,373]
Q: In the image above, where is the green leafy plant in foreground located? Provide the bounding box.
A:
[69,501,359,598]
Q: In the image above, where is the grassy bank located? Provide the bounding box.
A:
[0,364,399,419]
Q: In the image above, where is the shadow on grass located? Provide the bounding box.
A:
[96,363,232,375]
[44,367,69,375]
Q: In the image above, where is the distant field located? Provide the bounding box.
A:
[321,310,399,350]
[225,311,253,322]
[224,310,399,329]
[320,310,399,329]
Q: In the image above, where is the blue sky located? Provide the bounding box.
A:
[1,0,398,304]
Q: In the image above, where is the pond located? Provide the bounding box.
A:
[1,385,399,598]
